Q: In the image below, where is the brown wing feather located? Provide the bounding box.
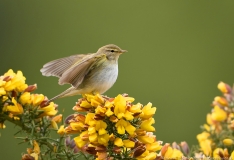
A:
[40,54,88,77]
[58,54,106,88]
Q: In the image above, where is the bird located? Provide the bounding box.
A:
[40,44,127,102]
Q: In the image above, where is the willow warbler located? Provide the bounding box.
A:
[40,44,127,102]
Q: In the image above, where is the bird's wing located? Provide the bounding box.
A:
[40,54,89,78]
[58,54,106,88]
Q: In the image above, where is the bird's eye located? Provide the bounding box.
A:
[110,50,115,52]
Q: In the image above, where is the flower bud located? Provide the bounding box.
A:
[217,82,232,94]
[133,146,146,158]
[161,143,170,156]
[50,120,58,130]
[94,114,105,120]
[113,146,122,154]
[24,84,37,92]
[85,146,96,155]
[81,134,89,141]
[65,114,75,124]
[172,142,180,150]
[213,96,228,106]
[95,145,107,152]
[223,138,234,146]
[21,154,34,160]
[57,125,65,135]
[180,141,190,155]
[109,116,118,122]
[3,76,12,82]
[52,114,62,123]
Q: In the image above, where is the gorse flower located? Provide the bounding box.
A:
[2,69,234,160]
[64,93,162,159]
[0,69,66,159]
[0,69,58,128]
[195,81,234,157]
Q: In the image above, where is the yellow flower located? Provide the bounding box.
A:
[89,132,98,142]
[4,97,24,115]
[39,102,57,117]
[142,152,157,160]
[57,125,65,135]
[51,114,62,123]
[123,139,135,148]
[114,138,124,147]
[214,96,228,106]
[211,106,227,122]
[4,69,28,92]
[84,93,104,107]
[95,106,106,116]
[114,94,126,119]
[136,150,157,160]
[33,140,40,154]
[124,96,135,102]
[230,151,234,160]
[31,94,45,106]
[105,108,114,117]
[115,118,136,135]
[138,135,155,144]
[223,138,233,146]
[91,94,104,107]
[125,122,136,135]
[129,103,142,114]
[19,92,31,105]
[85,113,96,126]
[217,81,231,94]
[124,110,134,120]
[51,120,58,130]
[115,118,127,134]
[140,118,155,132]
[213,148,224,160]
[206,113,213,125]
[197,132,212,156]
[140,103,156,119]
[80,100,92,108]
[203,124,210,131]
[0,87,6,96]
[163,146,183,160]
[97,133,109,146]
[74,131,88,148]
[0,79,6,87]
[70,122,85,132]
[95,120,107,135]
[146,141,162,152]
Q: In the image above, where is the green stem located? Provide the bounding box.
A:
[0,114,31,132]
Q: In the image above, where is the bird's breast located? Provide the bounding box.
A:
[79,61,118,94]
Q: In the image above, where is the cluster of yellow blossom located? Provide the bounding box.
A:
[58,93,163,160]
[0,69,58,128]
[196,81,234,157]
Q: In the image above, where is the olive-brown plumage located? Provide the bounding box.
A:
[40,44,127,102]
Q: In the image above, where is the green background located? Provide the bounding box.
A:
[1,0,234,159]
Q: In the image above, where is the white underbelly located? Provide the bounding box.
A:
[79,63,118,94]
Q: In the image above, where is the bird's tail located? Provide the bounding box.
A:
[47,87,79,103]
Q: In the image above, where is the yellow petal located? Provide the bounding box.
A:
[140,118,155,132]
[114,138,124,147]
[123,140,135,148]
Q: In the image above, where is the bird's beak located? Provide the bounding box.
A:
[120,50,128,54]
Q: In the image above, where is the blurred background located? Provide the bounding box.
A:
[1,0,234,159]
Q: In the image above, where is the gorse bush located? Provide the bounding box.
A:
[0,69,233,160]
